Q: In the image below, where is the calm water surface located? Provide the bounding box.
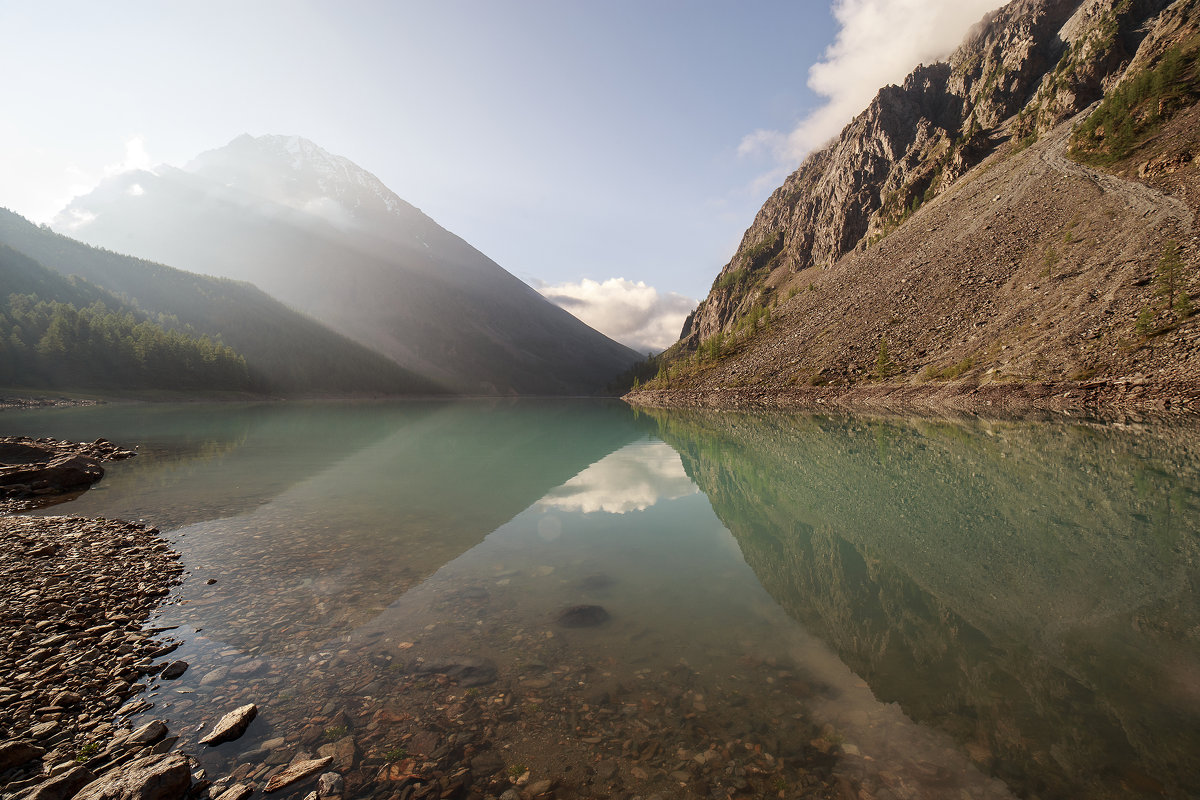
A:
[4,401,1199,799]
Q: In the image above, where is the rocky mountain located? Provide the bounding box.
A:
[54,135,641,396]
[0,209,439,396]
[634,0,1200,413]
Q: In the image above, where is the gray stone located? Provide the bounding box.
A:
[317,772,343,797]
[199,667,229,687]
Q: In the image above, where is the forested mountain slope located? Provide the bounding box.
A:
[0,210,441,396]
[0,244,250,392]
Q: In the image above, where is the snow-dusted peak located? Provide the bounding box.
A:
[184,134,422,228]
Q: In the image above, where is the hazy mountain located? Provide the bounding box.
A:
[0,209,441,396]
[629,0,1200,412]
[55,135,642,395]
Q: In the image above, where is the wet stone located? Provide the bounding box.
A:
[415,656,497,687]
[263,756,332,793]
[159,661,188,680]
[554,604,610,628]
[199,703,258,746]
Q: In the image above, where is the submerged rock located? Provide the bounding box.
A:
[415,656,497,687]
[159,661,188,680]
[262,757,332,793]
[555,604,610,628]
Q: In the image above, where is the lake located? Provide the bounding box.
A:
[4,400,1199,800]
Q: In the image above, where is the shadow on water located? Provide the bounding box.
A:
[645,409,1200,799]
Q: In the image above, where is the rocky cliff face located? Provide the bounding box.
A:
[681,0,1179,348]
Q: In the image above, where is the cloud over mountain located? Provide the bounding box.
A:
[537,277,696,355]
[741,0,1005,164]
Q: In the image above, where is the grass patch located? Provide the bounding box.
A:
[1070,38,1200,164]
[922,356,975,381]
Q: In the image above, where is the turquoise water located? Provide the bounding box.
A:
[4,401,1199,799]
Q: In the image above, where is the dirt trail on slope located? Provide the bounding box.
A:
[1041,110,1195,232]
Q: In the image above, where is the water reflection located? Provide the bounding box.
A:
[647,409,1200,799]
[5,401,1198,797]
[536,440,698,514]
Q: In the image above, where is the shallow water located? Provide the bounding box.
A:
[4,400,1199,799]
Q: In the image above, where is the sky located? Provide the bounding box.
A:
[0,0,1003,352]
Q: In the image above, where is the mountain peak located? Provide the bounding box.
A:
[184,133,417,224]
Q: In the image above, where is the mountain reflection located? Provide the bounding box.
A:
[648,409,1200,800]
[537,440,697,514]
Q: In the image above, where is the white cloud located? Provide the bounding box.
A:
[538,442,698,515]
[104,135,153,178]
[537,277,696,354]
[741,0,1005,164]
[126,183,145,196]
[59,208,96,231]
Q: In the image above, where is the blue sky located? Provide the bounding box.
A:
[0,1,1002,351]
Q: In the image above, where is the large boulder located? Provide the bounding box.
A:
[13,765,97,800]
[72,754,191,800]
[0,454,104,493]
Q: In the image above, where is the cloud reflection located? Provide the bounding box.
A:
[538,441,697,514]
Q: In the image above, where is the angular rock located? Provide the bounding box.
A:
[317,772,343,798]
[13,765,96,800]
[72,754,190,800]
[127,721,168,747]
[316,736,356,771]
[0,740,45,771]
[263,757,332,793]
[213,784,253,800]
[199,704,257,746]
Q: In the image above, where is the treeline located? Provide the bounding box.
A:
[0,294,252,391]
[0,210,442,396]
[1071,38,1200,163]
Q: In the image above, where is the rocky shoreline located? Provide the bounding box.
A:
[623,377,1200,419]
[0,398,105,411]
[0,438,356,800]
[0,436,137,513]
